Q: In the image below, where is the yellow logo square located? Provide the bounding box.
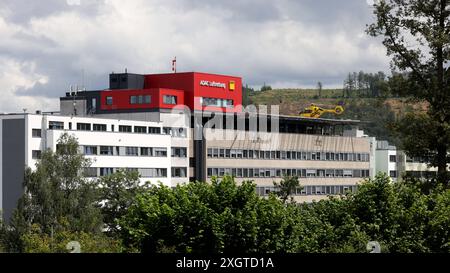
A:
[229,81,235,91]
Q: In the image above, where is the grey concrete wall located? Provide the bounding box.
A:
[2,119,25,223]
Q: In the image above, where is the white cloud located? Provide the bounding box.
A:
[0,56,56,113]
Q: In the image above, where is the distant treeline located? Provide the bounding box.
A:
[343,71,389,98]
[244,70,395,100]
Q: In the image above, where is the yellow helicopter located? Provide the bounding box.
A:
[299,104,344,118]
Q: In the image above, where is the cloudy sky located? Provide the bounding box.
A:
[0,0,390,113]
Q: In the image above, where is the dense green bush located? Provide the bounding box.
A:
[119,174,450,253]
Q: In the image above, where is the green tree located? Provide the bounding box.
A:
[118,174,449,253]
[20,222,122,253]
[119,176,308,253]
[260,84,272,92]
[317,81,323,97]
[273,175,301,204]
[98,169,151,236]
[367,0,450,185]
[343,73,356,97]
[3,133,103,252]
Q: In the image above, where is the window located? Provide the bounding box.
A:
[128,95,152,104]
[84,146,97,155]
[32,129,41,138]
[172,147,187,157]
[201,97,234,107]
[100,146,114,155]
[119,125,132,132]
[106,96,113,105]
[100,168,114,176]
[175,128,187,138]
[49,121,64,130]
[223,99,234,107]
[353,169,361,178]
[148,127,161,134]
[83,167,97,177]
[389,155,396,162]
[172,167,187,178]
[202,97,220,107]
[32,150,41,159]
[154,147,167,157]
[77,123,91,131]
[306,170,316,177]
[326,169,334,177]
[163,95,177,105]
[390,171,397,178]
[343,170,353,177]
[93,124,107,131]
[139,168,167,178]
[140,147,151,156]
[259,169,265,177]
[134,126,147,133]
[125,147,139,156]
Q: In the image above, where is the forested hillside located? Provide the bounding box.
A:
[246,87,427,146]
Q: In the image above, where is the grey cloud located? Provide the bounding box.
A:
[0,0,389,112]
[2,0,106,24]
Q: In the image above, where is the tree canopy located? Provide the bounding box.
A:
[119,174,450,253]
[367,0,450,185]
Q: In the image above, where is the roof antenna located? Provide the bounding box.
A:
[125,68,128,73]
[172,57,177,73]
[82,68,85,91]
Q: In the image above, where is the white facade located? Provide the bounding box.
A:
[372,140,440,181]
[375,149,398,181]
[11,114,190,187]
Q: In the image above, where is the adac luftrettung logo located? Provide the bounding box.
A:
[200,80,235,91]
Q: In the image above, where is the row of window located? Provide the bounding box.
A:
[207,147,370,162]
[256,185,358,197]
[406,156,431,164]
[110,95,234,107]
[81,146,187,157]
[207,168,370,178]
[106,95,178,106]
[201,97,234,108]
[35,145,186,160]
[44,121,187,138]
[83,167,187,178]
[130,95,151,105]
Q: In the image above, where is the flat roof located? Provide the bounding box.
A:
[145,71,242,79]
[2,110,360,126]
[277,114,360,125]
[197,111,361,125]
